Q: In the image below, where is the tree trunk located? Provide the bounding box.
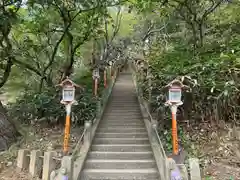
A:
[0,101,19,151]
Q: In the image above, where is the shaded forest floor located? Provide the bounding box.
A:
[188,122,240,180]
[0,124,83,180]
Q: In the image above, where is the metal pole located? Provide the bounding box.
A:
[63,104,71,154]
[171,105,178,155]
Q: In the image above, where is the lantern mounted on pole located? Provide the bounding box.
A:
[92,68,100,97]
[108,60,114,81]
[108,60,113,67]
[57,77,81,154]
[104,66,108,88]
[58,77,80,105]
[167,80,183,106]
[164,79,185,155]
[92,68,100,79]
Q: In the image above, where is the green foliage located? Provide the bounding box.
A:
[7,70,98,125]
[131,0,240,155]
[160,126,190,153]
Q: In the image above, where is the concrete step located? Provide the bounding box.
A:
[108,103,139,106]
[93,138,149,144]
[105,110,140,113]
[106,105,139,108]
[99,121,144,125]
[88,151,153,160]
[91,144,152,152]
[80,169,159,180]
[100,119,145,127]
[104,112,141,115]
[101,118,142,121]
[85,159,156,169]
[104,115,142,118]
[107,112,140,115]
[97,127,146,133]
[95,132,148,138]
[98,124,145,128]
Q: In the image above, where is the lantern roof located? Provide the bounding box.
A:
[57,77,81,88]
[166,79,184,88]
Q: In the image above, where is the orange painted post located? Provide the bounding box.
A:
[172,111,178,155]
[57,77,80,155]
[63,114,71,154]
[63,104,71,154]
[94,78,98,97]
[165,80,184,155]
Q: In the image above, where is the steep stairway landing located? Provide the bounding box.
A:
[79,73,160,180]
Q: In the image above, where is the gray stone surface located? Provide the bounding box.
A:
[42,151,57,180]
[29,150,43,177]
[78,73,160,180]
[17,149,30,170]
[189,158,201,180]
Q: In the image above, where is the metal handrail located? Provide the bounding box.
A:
[72,73,116,161]
[132,71,167,157]
[72,128,86,161]
[142,95,167,158]
[132,70,170,179]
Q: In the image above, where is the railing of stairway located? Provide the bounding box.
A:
[71,68,119,161]
[49,67,120,180]
[131,62,170,180]
[16,69,120,180]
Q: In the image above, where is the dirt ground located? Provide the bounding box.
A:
[0,124,83,180]
[188,122,240,180]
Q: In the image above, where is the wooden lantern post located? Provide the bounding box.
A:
[57,77,80,154]
[104,67,107,88]
[92,68,100,97]
[165,80,184,155]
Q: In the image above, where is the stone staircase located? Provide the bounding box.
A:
[79,73,160,180]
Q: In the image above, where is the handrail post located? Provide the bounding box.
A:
[84,121,92,150]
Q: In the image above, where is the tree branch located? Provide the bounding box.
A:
[142,22,169,41]
[0,59,13,88]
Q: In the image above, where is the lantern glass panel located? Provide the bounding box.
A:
[93,69,99,77]
[168,88,181,103]
[62,87,75,102]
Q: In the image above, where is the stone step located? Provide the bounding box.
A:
[101,120,143,123]
[97,127,146,133]
[108,101,138,104]
[102,117,142,121]
[99,121,144,125]
[95,132,148,138]
[108,104,138,106]
[105,109,140,112]
[91,144,152,152]
[85,159,156,169]
[106,105,139,108]
[98,124,145,128]
[107,107,140,109]
[104,112,141,115]
[80,169,159,180]
[104,115,142,118]
[88,151,153,160]
[93,138,149,144]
